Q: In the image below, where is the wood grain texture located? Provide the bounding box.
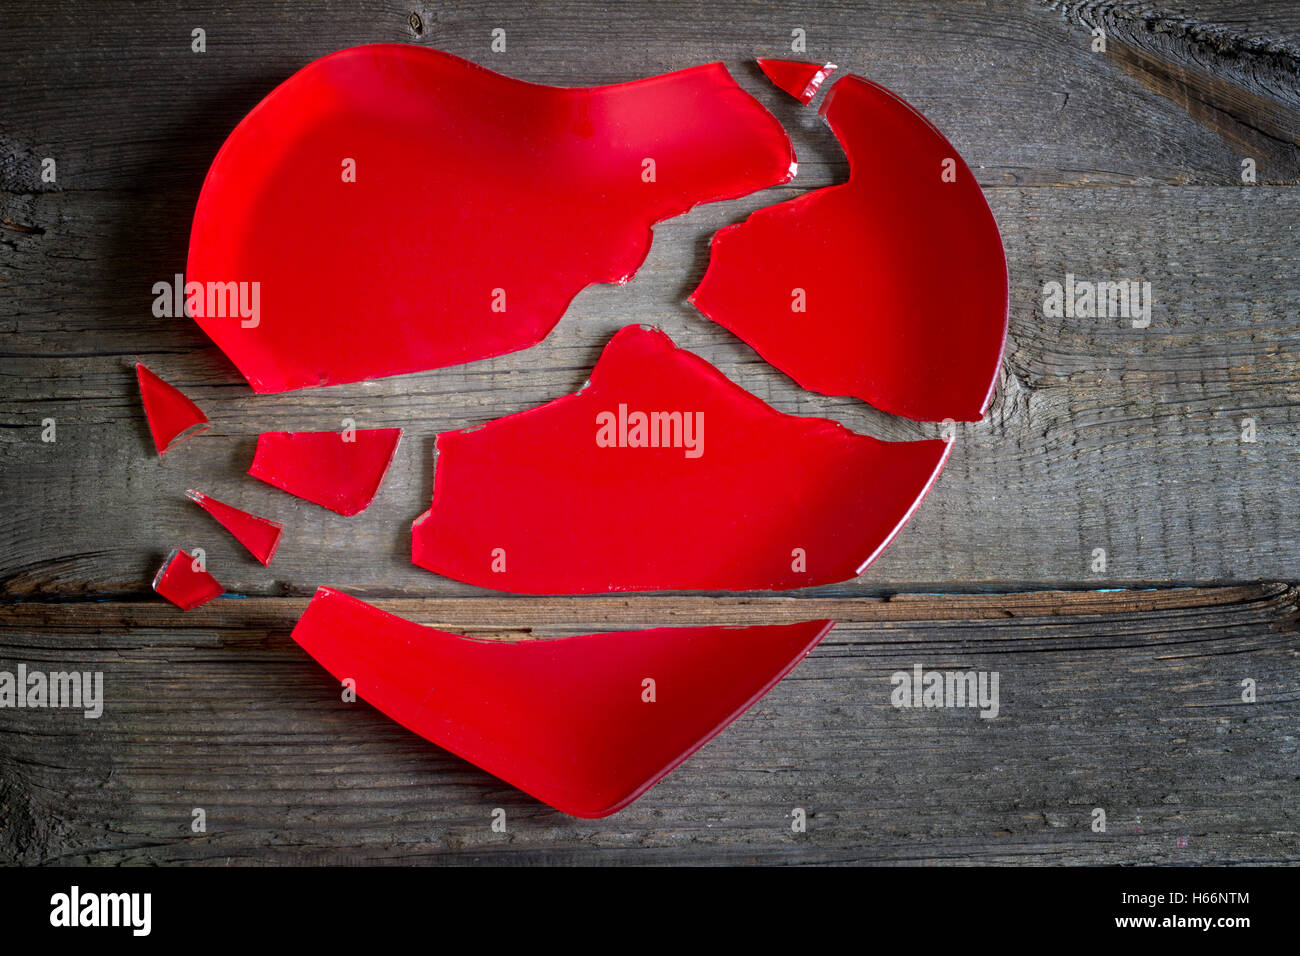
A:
[2,586,1296,865]
[1,0,1298,864]
[2,185,1297,597]
[2,0,1297,192]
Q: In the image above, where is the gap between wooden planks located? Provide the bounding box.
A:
[2,583,1293,639]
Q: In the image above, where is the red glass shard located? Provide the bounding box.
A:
[185,44,796,392]
[690,74,1009,422]
[756,58,837,104]
[186,489,283,566]
[292,586,832,817]
[248,428,400,516]
[412,325,949,593]
[135,363,210,455]
[152,548,224,610]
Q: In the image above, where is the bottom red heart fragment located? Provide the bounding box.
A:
[291,587,833,818]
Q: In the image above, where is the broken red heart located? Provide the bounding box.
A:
[291,586,833,818]
[166,46,1010,815]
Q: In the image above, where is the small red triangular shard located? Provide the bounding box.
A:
[152,548,224,610]
[757,58,837,104]
[249,428,401,516]
[291,587,833,817]
[186,489,283,566]
[135,363,210,455]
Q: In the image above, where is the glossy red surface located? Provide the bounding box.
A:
[756,58,837,104]
[690,74,1008,422]
[412,325,950,593]
[152,549,224,611]
[248,428,400,516]
[186,489,283,566]
[135,363,209,455]
[291,587,832,817]
[186,44,795,392]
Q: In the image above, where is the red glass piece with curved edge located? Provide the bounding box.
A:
[152,548,224,610]
[185,44,796,393]
[756,58,837,104]
[690,74,1009,422]
[186,489,283,566]
[248,428,400,516]
[412,325,950,593]
[135,363,210,455]
[291,586,833,817]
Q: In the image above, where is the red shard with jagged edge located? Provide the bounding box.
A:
[186,489,283,566]
[135,362,210,454]
[412,325,950,593]
[756,58,837,104]
[152,549,224,610]
[291,586,834,817]
[249,428,401,516]
[690,74,1008,422]
[185,44,796,392]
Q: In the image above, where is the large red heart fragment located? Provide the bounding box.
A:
[690,74,1008,422]
[413,325,950,592]
[186,44,795,392]
[291,586,833,817]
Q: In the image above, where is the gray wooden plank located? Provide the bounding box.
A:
[1,0,1296,194]
[2,0,1298,868]
[3,185,1297,597]
[1,586,1294,865]
[1045,1,1300,54]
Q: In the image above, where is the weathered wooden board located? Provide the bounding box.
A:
[2,1,1297,192]
[3,184,1298,597]
[3,0,1297,598]
[1,0,1298,865]
[2,586,1295,865]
